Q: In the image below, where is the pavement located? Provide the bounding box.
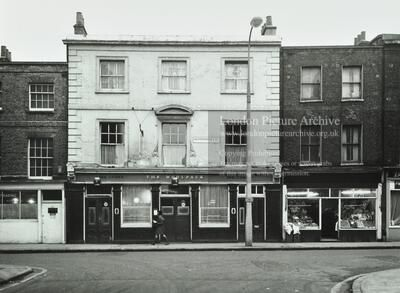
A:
[0,265,32,285]
[1,241,400,253]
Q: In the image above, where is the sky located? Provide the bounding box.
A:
[1,0,399,61]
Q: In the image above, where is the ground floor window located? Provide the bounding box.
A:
[340,198,375,229]
[121,185,152,228]
[0,190,38,220]
[199,185,229,227]
[287,199,319,229]
[390,191,400,227]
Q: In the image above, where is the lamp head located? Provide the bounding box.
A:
[250,17,263,28]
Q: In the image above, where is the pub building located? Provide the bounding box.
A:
[64,13,282,243]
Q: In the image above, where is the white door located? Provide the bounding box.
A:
[42,202,63,243]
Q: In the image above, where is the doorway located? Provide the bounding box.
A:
[41,190,63,243]
[160,196,191,242]
[85,197,112,243]
[321,199,338,239]
[238,197,265,242]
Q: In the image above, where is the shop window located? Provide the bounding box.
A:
[121,185,152,228]
[28,138,53,178]
[340,198,375,229]
[238,184,264,195]
[342,66,362,100]
[199,185,229,227]
[100,122,125,165]
[162,123,187,166]
[301,66,322,101]
[342,125,362,163]
[98,59,127,91]
[225,123,247,165]
[160,59,189,93]
[390,191,400,227]
[287,199,319,229]
[222,59,249,93]
[29,84,54,111]
[300,125,321,164]
[0,191,38,220]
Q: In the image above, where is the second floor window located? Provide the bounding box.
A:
[29,84,54,111]
[225,123,247,165]
[100,122,125,165]
[162,123,187,166]
[342,66,362,100]
[342,125,362,163]
[300,125,321,164]
[29,138,53,178]
[301,67,321,101]
[99,60,126,91]
[223,60,248,92]
[160,60,188,92]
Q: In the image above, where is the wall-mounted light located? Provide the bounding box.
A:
[171,176,179,186]
[93,177,101,186]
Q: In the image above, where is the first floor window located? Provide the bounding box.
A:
[29,138,53,178]
[391,191,400,226]
[0,190,38,220]
[100,122,125,165]
[29,84,54,110]
[342,125,362,163]
[340,198,375,229]
[223,60,248,92]
[225,123,247,165]
[161,60,188,92]
[287,199,319,229]
[99,59,126,90]
[300,125,321,163]
[342,66,362,99]
[162,123,187,166]
[199,185,229,227]
[121,185,152,227]
[301,67,321,101]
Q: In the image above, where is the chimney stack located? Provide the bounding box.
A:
[74,12,87,36]
[261,16,277,36]
[354,31,367,45]
[0,46,12,62]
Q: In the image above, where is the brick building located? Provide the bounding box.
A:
[0,46,67,243]
[63,13,282,243]
[280,34,384,242]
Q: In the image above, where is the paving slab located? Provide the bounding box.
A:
[0,265,33,284]
[1,241,400,253]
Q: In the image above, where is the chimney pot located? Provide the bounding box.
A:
[74,12,87,36]
[0,46,11,62]
[266,16,272,26]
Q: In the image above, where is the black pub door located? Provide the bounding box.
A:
[160,197,190,242]
[85,197,112,243]
[238,198,265,242]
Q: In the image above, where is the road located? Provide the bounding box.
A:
[1,249,400,293]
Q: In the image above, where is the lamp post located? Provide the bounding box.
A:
[245,16,263,247]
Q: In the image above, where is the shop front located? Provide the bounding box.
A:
[66,167,281,243]
[282,170,382,242]
[0,181,65,243]
[384,169,400,241]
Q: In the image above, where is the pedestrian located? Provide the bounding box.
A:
[152,210,169,245]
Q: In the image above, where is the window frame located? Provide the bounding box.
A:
[300,66,323,102]
[299,124,322,165]
[198,185,230,228]
[341,65,363,101]
[341,124,363,164]
[120,185,153,228]
[28,137,54,180]
[390,190,400,228]
[224,122,247,165]
[96,56,129,93]
[161,122,188,167]
[98,120,127,167]
[28,83,55,112]
[158,57,190,94]
[0,190,39,221]
[221,57,253,94]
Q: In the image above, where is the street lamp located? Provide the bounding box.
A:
[245,16,263,247]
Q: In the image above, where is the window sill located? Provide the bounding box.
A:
[299,163,323,167]
[221,91,254,95]
[299,99,323,103]
[0,219,38,222]
[95,90,129,94]
[199,224,230,228]
[341,99,364,102]
[28,109,55,113]
[340,162,364,166]
[158,91,191,95]
[28,176,52,180]
[121,223,152,228]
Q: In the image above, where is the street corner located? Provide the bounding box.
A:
[0,265,33,284]
[351,268,400,293]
